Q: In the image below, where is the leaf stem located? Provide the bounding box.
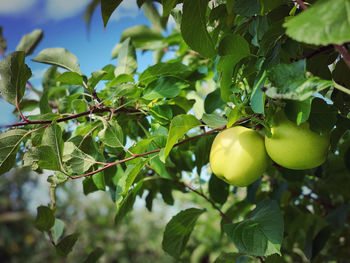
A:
[333,82,350,96]
[15,96,30,123]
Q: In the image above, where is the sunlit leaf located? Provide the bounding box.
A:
[0,51,32,105]
[285,0,350,45]
[0,129,28,175]
[162,114,201,161]
[181,0,216,58]
[16,29,43,56]
[33,48,82,74]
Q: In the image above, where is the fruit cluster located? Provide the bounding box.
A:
[209,111,330,187]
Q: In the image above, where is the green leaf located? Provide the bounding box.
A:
[115,179,144,226]
[16,29,43,56]
[266,60,333,100]
[162,208,204,258]
[311,225,332,259]
[101,0,123,27]
[83,247,104,263]
[117,161,147,196]
[83,0,100,31]
[204,88,225,114]
[284,0,350,45]
[143,76,188,100]
[259,0,284,14]
[56,72,83,85]
[224,199,284,257]
[83,176,99,195]
[194,134,215,174]
[63,142,96,174]
[13,99,38,113]
[162,114,201,161]
[232,0,260,16]
[284,98,312,125]
[161,0,177,23]
[202,113,227,128]
[98,119,124,148]
[139,62,190,84]
[49,218,65,244]
[92,172,106,191]
[181,0,216,58]
[308,98,337,135]
[326,204,350,228]
[218,34,250,57]
[250,71,266,114]
[142,0,164,31]
[87,70,107,92]
[23,145,61,171]
[217,34,250,101]
[227,106,242,128]
[120,25,163,43]
[209,174,229,205]
[72,99,88,121]
[33,48,82,74]
[35,206,55,232]
[0,51,32,105]
[0,129,28,175]
[42,122,65,171]
[114,38,137,76]
[56,233,79,257]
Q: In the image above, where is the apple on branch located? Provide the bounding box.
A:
[209,126,269,187]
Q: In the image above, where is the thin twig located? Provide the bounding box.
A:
[2,106,141,128]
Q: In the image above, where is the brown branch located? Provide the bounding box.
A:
[70,115,253,180]
[295,0,350,69]
[295,0,308,10]
[2,106,141,128]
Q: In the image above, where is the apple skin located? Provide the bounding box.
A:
[265,111,330,170]
[209,126,269,187]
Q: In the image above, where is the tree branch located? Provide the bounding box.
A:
[295,0,350,69]
[70,115,253,180]
[1,105,141,128]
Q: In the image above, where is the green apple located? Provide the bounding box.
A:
[209,126,269,187]
[265,111,330,170]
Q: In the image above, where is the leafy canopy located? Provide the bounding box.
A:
[0,0,349,262]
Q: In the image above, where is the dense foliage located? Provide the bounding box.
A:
[0,0,349,262]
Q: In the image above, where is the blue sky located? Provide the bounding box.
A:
[0,0,161,125]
